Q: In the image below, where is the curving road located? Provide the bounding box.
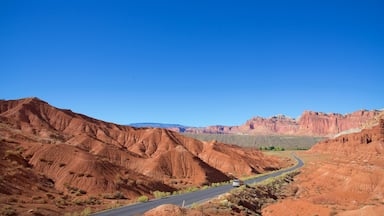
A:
[93,154,303,216]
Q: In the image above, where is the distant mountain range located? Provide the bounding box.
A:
[128,122,190,129]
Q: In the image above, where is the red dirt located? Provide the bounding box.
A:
[0,97,287,215]
[143,204,203,216]
[262,119,384,215]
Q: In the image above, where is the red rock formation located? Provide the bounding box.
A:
[182,110,382,137]
[262,118,384,216]
[310,119,384,157]
[0,97,286,210]
[297,110,381,136]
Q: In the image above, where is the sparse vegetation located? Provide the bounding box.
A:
[1,206,17,216]
[195,171,301,215]
[64,207,92,216]
[64,183,87,196]
[259,146,285,151]
[137,195,149,202]
[152,190,171,199]
[46,193,55,200]
[102,191,125,199]
[5,150,20,157]
[183,133,324,150]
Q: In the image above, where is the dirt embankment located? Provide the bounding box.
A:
[262,119,384,216]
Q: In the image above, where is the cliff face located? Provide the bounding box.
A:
[261,118,384,216]
[179,110,382,137]
[0,98,286,203]
[310,118,384,157]
[297,110,381,136]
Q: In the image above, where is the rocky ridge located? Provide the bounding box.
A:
[172,110,382,137]
[262,116,384,215]
[0,97,287,215]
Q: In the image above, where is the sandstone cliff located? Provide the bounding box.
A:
[262,117,384,216]
[310,118,384,157]
[178,110,382,137]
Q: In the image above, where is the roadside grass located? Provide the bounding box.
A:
[194,170,301,215]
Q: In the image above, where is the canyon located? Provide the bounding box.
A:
[1,97,383,215]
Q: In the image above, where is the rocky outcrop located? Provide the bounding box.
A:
[261,116,384,216]
[310,119,384,156]
[177,110,382,137]
[297,110,381,136]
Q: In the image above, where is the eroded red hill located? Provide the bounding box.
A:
[262,118,384,216]
[0,97,287,215]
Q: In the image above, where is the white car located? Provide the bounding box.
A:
[232,179,243,187]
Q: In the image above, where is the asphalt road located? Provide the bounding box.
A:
[93,153,304,216]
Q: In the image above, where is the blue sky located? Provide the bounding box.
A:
[1,0,383,126]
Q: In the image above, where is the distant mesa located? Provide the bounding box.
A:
[129,123,188,128]
[168,110,383,137]
[262,113,384,216]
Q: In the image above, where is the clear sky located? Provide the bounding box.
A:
[1,0,383,126]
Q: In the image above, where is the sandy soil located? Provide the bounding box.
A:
[262,120,384,216]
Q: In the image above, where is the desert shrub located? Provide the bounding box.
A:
[80,207,91,216]
[86,196,101,205]
[73,199,84,205]
[5,150,19,157]
[153,191,171,198]
[201,185,210,190]
[46,193,55,200]
[137,195,149,202]
[102,191,125,199]
[211,182,229,187]
[113,191,125,199]
[185,187,199,192]
[1,206,17,216]
[190,202,198,209]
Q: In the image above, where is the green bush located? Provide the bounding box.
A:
[153,191,171,199]
[137,195,149,202]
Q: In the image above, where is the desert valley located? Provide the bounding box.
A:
[1,97,383,216]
